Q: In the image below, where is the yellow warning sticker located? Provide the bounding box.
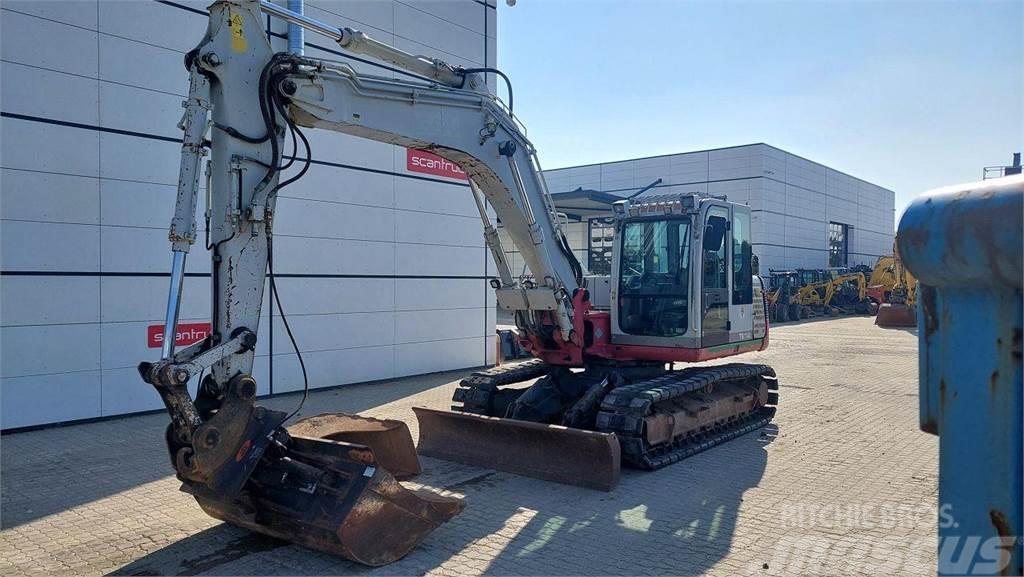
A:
[229,10,247,53]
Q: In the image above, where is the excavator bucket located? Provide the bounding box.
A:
[413,406,621,491]
[289,413,422,479]
[186,432,463,566]
[875,303,918,328]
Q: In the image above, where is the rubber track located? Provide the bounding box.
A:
[452,359,550,415]
[595,363,778,469]
[458,358,549,390]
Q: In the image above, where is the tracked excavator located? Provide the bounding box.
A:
[796,272,873,315]
[139,0,779,566]
[874,238,918,327]
[765,270,801,322]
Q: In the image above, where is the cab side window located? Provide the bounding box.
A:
[732,211,752,304]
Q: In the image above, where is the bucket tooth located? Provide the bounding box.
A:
[413,406,621,491]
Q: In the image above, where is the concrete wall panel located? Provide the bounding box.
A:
[1,372,102,429]
[1,169,100,225]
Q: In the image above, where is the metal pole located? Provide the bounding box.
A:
[286,0,304,55]
[161,252,187,360]
[259,0,341,42]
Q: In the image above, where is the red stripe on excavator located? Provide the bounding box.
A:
[517,290,770,365]
[525,338,766,365]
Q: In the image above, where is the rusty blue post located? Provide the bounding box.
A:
[899,175,1023,576]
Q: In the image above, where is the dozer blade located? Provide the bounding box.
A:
[875,303,918,327]
[185,433,462,566]
[413,406,621,491]
[289,413,421,479]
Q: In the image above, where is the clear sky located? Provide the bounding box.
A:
[496,0,1023,224]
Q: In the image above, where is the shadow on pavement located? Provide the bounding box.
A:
[873,324,919,335]
[110,424,777,576]
[0,370,465,530]
[111,528,291,577]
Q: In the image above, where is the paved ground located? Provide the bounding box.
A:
[0,316,936,576]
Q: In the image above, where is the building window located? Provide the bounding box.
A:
[829,222,848,267]
[588,218,614,275]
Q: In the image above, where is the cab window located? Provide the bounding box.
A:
[618,219,691,337]
[732,211,752,304]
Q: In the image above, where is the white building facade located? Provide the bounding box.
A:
[0,0,498,429]
[540,144,895,275]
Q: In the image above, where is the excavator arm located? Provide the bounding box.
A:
[137,0,588,564]
[144,0,583,389]
[281,54,584,337]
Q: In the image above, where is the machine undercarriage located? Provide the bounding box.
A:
[417,360,778,489]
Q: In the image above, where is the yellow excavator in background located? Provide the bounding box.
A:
[765,270,802,323]
[874,239,918,327]
[792,272,875,317]
[866,253,917,301]
[767,270,876,322]
[867,256,899,288]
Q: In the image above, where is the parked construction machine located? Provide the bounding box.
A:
[872,239,918,327]
[138,0,779,565]
[768,270,873,320]
[791,271,874,317]
[824,272,875,314]
[765,270,801,322]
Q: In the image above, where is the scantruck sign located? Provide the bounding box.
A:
[406,149,468,181]
[147,323,212,348]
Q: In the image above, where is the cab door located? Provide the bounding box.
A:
[701,206,731,346]
[729,207,755,339]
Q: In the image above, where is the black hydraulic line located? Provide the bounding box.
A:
[212,122,269,143]
[269,87,312,197]
[263,72,313,422]
[269,234,310,423]
[558,230,583,285]
[461,67,513,114]
[253,54,293,195]
[271,92,299,172]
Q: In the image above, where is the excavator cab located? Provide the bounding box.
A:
[796,268,826,287]
[610,195,757,348]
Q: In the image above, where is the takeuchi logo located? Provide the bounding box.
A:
[406,149,468,180]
